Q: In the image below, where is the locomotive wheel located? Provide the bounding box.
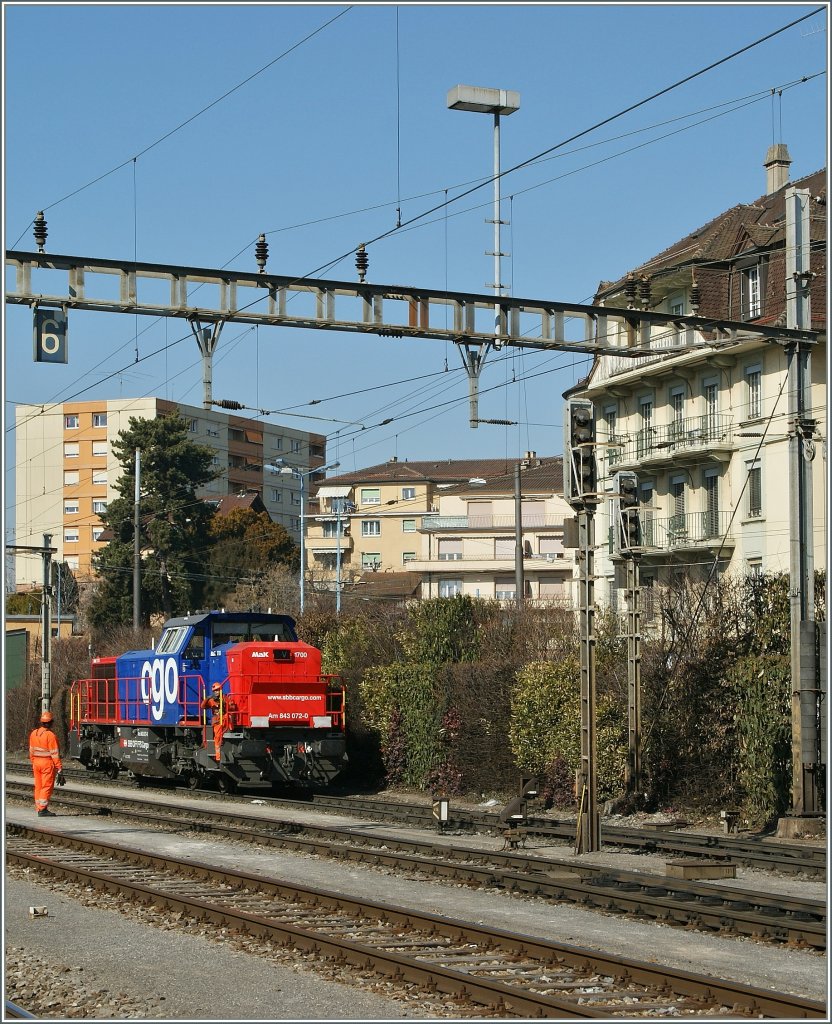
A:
[185,773,201,791]
[216,775,237,795]
[105,765,120,781]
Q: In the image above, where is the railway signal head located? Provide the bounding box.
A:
[564,399,597,507]
[613,470,641,554]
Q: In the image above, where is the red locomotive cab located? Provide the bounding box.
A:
[71,656,118,728]
[227,641,343,731]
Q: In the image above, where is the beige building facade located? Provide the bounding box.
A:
[14,397,325,583]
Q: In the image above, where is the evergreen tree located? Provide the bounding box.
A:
[203,506,297,606]
[87,413,218,628]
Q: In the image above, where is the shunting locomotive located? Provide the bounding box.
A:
[68,610,346,791]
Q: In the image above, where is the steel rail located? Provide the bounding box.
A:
[6,825,825,1019]
[6,764,824,875]
[5,781,825,949]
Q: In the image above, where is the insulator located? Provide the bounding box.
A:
[255,233,269,273]
[690,281,701,316]
[639,275,652,309]
[217,399,243,410]
[34,211,47,253]
[355,243,369,283]
[624,273,638,309]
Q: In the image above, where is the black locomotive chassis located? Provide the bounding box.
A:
[69,724,347,787]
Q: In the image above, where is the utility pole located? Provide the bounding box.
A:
[785,186,819,818]
[625,554,642,795]
[40,533,53,713]
[514,460,524,607]
[133,448,141,630]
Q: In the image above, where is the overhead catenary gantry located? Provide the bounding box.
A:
[5,249,817,420]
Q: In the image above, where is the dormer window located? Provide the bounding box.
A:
[741,262,766,320]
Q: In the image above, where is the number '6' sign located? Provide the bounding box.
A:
[33,308,68,363]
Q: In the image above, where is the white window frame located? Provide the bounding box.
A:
[361,552,381,570]
[438,578,462,598]
[745,364,762,420]
[92,441,108,457]
[747,459,763,518]
[360,488,381,506]
[65,557,79,571]
[63,530,79,544]
[64,501,79,515]
[401,487,416,500]
[402,518,416,533]
[92,470,108,486]
[362,520,381,537]
[438,538,463,561]
[402,551,416,564]
[269,488,282,502]
[92,412,108,428]
[64,470,80,486]
[93,499,108,515]
[64,414,79,429]
[92,527,105,542]
[63,442,79,458]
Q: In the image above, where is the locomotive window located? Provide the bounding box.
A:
[156,626,189,654]
[183,629,205,661]
[212,620,297,644]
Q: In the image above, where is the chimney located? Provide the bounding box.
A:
[389,456,398,463]
[764,143,792,195]
[521,450,538,468]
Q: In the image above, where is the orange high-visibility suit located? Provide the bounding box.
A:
[29,725,63,812]
[200,691,237,762]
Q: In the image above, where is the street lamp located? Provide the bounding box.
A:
[447,85,520,350]
[271,458,341,614]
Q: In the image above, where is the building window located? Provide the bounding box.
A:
[269,488,282,502]
[92,527,105,542]
[539,580,564,600]
[704,469,720,539]
[438,579,462,598]
[361,488,381,505]
[361,552,381,570]
[670,298,685,345]
[64,414,79,429]
[402,518,416,533]
[670,476,686,537]
[92,412,108,428]
[637,397,654,456]
[438,538,462,561]
[605,405,618,468]
[495,579,516,601]
[64,530,79,543]
[290,439,301,453]
[92,470,107,486]
[539,536,563,559]
[64,501,79,515]
[63,442,79,458]
[273,437,283,450]
[189,418,199,432]
[92,441,108,457]
[322,521,347,538]
[467,501,493,527]
[742,264,764,319]
[703,380,719,437]
[65,557,79,571]
[747,557,763,577]
[402,551,416,564]
[495,538,514,559]
[362,520,381,537]
[747,461,762,517]
[670,387,685,439]
[64,471,80,486]
[93,500,108,515]
[745,366,762,419]
[401,487,416,500]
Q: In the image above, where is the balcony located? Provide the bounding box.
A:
[612,509,735,556]
[608,415,733,471]
[406,554,572,574]
[421,514,566,532]
[307,534,354,555]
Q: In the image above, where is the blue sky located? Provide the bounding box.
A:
[3,2,828,539]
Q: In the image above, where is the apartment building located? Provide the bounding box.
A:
[309,455,576,605]
[412,455,575,603]
[14,397,325,582]
[570,149,826,614]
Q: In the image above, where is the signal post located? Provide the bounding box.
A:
[565,399,600,853]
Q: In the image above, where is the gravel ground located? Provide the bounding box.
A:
[4,785,828,1019]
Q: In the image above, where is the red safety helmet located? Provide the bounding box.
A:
[40,710,54,724]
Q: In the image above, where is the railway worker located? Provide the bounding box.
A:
[201,682,237,762]
[29,710,65,817]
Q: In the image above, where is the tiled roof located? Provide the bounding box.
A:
[431,456,564,497]
[317,458,542,487]
[208,492,268,517]
[354,571,422,601]
[596,167,826,299]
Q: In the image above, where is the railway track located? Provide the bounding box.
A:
[8,759,825,877]
[8,759,825,876]
[6,780,826,950]
[6,823,825,1019]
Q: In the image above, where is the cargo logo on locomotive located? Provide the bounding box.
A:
[140,657,179,721]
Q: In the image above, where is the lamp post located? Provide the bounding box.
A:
[272,458,341,614]
[447,85,520,351]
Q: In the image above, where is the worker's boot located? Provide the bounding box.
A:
[38,809,56,817]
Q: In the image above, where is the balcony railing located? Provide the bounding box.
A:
[421,514,566,532]
[611,509,734,553]
[608,415,732,468]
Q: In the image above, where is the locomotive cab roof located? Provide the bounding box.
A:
[162,610,297,632]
